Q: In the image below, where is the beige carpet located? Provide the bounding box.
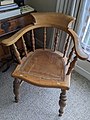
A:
[0,64,90,120]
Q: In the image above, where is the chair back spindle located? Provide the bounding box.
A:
[63,35,70,57]
[22,36,28,56]
[44,27,46,49]
[54,29,59,51]
[66,56,77,75]
[66,46,74,65]
[31,30,35,51]
[12,44,22,64]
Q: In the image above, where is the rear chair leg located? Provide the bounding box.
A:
[59,89,67,116]
[13,78,20,103]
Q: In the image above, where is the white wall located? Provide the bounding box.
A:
[75,60,90,80]
[25,0,57,12]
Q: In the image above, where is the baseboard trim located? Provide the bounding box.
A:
[75,65,90,81]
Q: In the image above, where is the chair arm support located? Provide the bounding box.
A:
[1,24,33,47]
[68,29,88,60]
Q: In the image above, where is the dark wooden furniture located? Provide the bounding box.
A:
[1,12,88,116]
[0,12,35,37]
[0,12,35,72]
[0,12,35,56]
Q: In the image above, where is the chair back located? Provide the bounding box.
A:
[2,12,88,75]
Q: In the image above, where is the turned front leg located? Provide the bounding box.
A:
[13,78,20,103]
[59,89,67,116]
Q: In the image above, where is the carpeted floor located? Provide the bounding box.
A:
[0,64,90,120]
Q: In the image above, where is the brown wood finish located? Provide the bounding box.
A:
[31,29,35,51]
[12,44,22,64]
[44,27,46,49]
[13,78,20,103]
[1,12,88,116]
[54,29,59,51]
[66,56,77,75]
[21,36,28,56]
[63,35,70,57]
[59,89,67,116]
[66,46,75,65]
[68,29,88,60]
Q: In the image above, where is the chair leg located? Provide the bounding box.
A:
[59,89,67,116]
[13,78,20,103]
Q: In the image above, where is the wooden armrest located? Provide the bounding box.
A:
[1,24,34,46]
[68,29,88,60]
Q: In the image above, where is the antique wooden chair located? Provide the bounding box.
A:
[1,12,88,116]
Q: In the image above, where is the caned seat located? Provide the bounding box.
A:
[1,12,88,116]
[12,49,69,89]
